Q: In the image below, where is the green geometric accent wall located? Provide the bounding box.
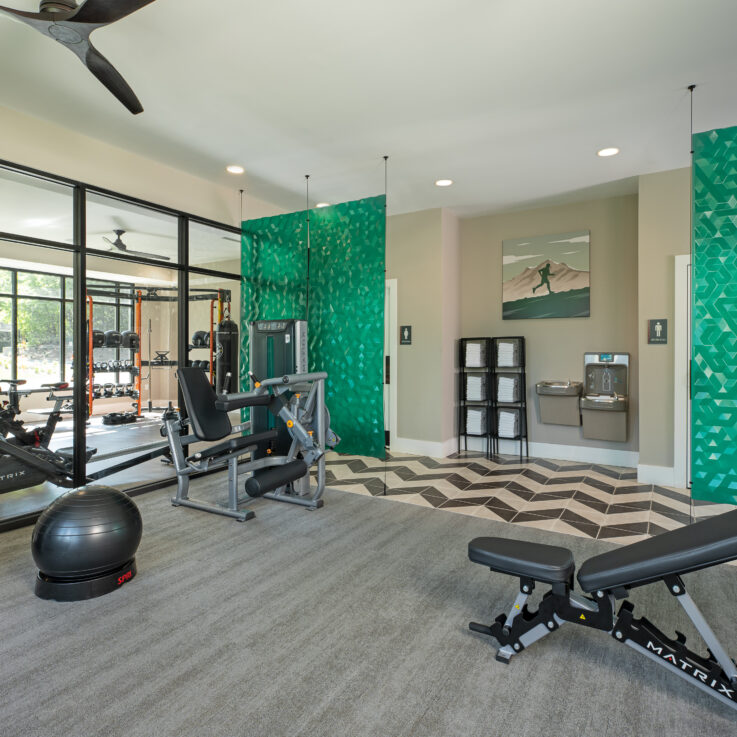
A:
[240,196,386,459]
[240,210,307,404]
[691,124,737,504]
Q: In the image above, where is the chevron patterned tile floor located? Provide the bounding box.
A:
[322,450,733,543]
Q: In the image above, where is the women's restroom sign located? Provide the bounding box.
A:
[648,319,667,344]
[400,326,412,345]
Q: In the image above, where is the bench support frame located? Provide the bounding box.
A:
[471,572,737,712]
[613,576,737,711]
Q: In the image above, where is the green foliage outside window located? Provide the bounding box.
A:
[0,269,11,293]
[0,268,133,386]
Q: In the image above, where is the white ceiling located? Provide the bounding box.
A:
[1,0,737,217]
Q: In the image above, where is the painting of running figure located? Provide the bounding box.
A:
[502,230,590,319]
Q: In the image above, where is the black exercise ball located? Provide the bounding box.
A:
[31,485,143,601]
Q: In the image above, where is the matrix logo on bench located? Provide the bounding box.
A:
[0,470,27,482]
[646,641,735,701]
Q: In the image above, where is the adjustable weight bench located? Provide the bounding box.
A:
[468,509,737,712]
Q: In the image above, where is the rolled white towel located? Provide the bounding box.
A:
[465,342,484,368]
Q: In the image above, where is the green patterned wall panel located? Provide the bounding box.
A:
[308,197,386,459]
[240,211,307,399]
[692,124,737,504]
[240,196,386,459]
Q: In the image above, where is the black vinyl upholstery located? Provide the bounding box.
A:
[245,459,308,497]
[177,367,232,441]
[468,537,575,583]
[190,430,278,461]
[577,508,737,592]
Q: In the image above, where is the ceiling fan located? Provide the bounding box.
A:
[103,229,170,260]
[0,0,157,114]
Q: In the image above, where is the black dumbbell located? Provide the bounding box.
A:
[104,330,122,348]
[121,330,140,351]
[192,331,211,348]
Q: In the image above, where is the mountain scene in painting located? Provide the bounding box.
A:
[502,231,590,319]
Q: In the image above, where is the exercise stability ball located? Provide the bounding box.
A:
[31,486,143,602]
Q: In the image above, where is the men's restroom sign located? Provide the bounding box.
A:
[400,326,412,345]
[648,319,667,345]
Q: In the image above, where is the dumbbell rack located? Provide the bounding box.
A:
[189,296,228,387]
[86,293,142,418]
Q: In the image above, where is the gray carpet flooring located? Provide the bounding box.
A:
[0,476,736,736]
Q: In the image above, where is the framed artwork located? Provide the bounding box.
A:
[502,230,590,319]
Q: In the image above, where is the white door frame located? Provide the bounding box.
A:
[673,254,691,489]
[385,279,398,449]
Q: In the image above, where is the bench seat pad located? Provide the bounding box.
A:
[190,429,278,461]
[578,508,737,592]
[469,537,574,583]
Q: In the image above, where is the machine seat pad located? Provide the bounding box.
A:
[468,537,574,584]
[577,508,737,592]
[190,429,278,461]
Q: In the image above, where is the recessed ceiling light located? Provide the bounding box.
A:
[226,165,244,174]
[435,179,453,187]
[597,147,619,157]
[316,202,330,208]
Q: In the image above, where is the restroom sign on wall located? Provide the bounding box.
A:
[648,319,668,344]
[400,326,412,345]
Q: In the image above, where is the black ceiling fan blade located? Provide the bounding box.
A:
[71,0,157,25]
[85,42,143,114]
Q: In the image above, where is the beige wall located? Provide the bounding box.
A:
[460,194,640,453]
[386,209,444,443]
[637,168,690,469]
[385,208,460,449]
[440,210,461,442]
[0,105,280,226]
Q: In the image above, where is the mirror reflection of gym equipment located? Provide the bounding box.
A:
[0,201,243,531]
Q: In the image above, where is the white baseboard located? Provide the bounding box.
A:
[391,436,457,458]
[461,436,639,468]
[637,464,677,487]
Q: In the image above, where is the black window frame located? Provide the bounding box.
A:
[0,158,242,487]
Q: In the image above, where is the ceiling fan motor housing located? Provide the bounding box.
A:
[39,0,77,12]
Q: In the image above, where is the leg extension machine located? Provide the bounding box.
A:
[164,367,337,521]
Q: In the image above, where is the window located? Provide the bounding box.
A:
[17,271,60,298]
[0,167,74,243]
[17,297,61,386]
[0,296,11,378]
[86,192,178,262]
[0,263,133,387]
